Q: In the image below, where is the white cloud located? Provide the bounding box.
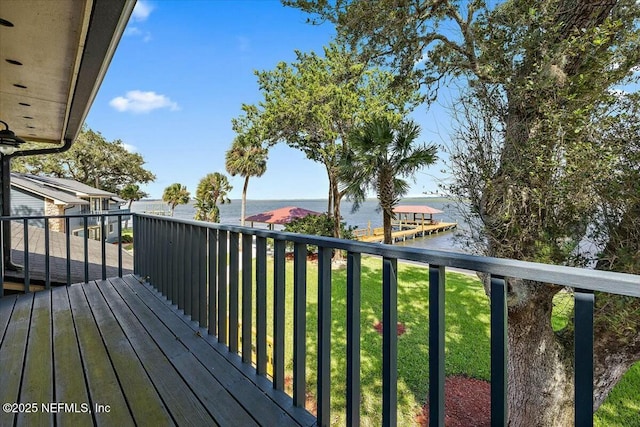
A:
[109,90,179,114]
[131,1,153,22]
[125,27,142,36]
[122,143,137,153]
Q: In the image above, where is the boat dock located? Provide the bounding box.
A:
[354,204,457,243]
[354,221,457,243]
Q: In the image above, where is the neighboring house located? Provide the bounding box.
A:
[10,173,127,241]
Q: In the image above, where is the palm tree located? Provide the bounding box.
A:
[162,183,190,216]
[120,183,148,210]
[119,183,148,228]
[340,118,438,244]
[225,139,268,226]
[195,172,232,223]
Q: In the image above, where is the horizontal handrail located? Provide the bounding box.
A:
[134,213,640,297]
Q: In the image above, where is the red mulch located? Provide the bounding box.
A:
[373,321,407,336]
[284,252,319,262]
[284,375,317,416]
[416,375,491,427]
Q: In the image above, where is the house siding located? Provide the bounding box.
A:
[10,188,45,227]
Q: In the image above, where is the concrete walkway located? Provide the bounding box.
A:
[6,222,133,286]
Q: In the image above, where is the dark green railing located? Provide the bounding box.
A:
[0,213,129,294]
[133,213,640,427]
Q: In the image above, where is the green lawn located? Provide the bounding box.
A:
[249,254,639,426]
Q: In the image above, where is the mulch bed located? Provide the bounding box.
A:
[373,321,407,336]
[416,375,491,427]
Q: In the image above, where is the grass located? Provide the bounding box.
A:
[246,253,638,426]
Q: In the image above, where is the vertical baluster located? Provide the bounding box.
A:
[198,227,207,325]
[241,233,253,363]
[382,257,398,427]
[175,222,183,309]
[168,221,175,303]
[118,214,123,277]
[133,215,139,276]
[574,290,594,427]
[83,216,89,283]
[23,219,30,292]
[44,218,50,289]
[208,228,218,335]
[101,215,107,280]
[163,220,169,296]
[66,217,71,285]
[429,265,445,427]
[218,229,228,345]
[191,224,201,323]
[184,224,193,317]
[490,275,508,427]
[317,246,332,426]
[273,239,286,390]
[256,236,268,375]
[293,242,307,407]
[228,232,240,353]
[346,251,361,425]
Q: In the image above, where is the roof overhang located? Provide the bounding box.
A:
[0,0,135,146]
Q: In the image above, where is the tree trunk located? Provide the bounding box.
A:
[382,209,392,244]
[241,176,250,226]
[505,282,574,426]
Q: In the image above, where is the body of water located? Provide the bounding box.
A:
[131,197,469,252]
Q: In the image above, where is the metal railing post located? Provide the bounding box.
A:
[429,265,445,427]
[346,251,361,425]
[491,276,508,427]
[382,256,398,426]
[317,246,332,426]
[575,290,595,427]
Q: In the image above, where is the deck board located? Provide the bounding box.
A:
[96,278,219,426]
[82,281,175,426]
[0,294,33,427]
[0,275,313,427]
[117,275,303,426]
[67,284,134,427]
[18,291,54,427]
[51,285,93,426]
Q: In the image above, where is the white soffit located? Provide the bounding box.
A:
[0,0,135,145]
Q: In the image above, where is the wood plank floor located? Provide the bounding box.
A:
[0,275,315,427]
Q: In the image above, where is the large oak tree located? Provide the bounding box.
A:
[12,126,155,194]
[285,0,640,425]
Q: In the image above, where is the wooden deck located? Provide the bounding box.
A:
[0,275,315,427]
[356,222,458,243]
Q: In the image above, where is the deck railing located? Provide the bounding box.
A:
[0,213,129,293]
[133,213,640,427]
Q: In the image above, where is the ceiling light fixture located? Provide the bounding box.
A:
[0,120,26,155]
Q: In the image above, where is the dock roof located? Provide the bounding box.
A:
[393,205,443,215]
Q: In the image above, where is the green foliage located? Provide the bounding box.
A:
[284,213,354,242]
[162,183,190,217]
[194,172,232,223]
[119,184,147,209]
[341,117,437,243]
[225,137,268,225]
[236,40,423,237]
[12,126,155,193]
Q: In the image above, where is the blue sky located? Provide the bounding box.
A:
[86,0,453,200]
